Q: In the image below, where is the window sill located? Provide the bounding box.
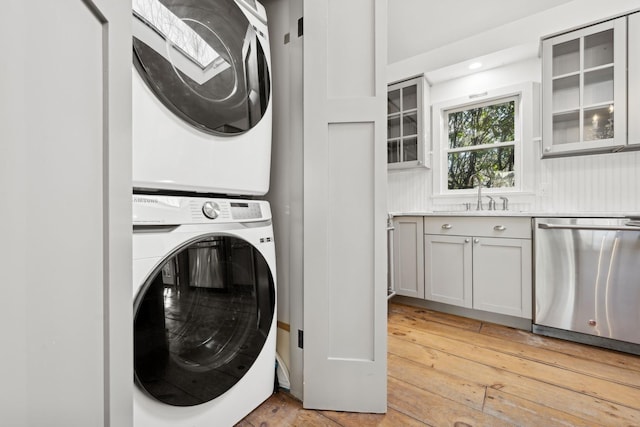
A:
[388,161,430,170]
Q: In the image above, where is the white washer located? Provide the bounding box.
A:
[133,194,276,426]
[132,0,272,196]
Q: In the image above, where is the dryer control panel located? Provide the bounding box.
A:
[132,195,271,225]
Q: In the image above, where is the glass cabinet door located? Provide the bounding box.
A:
[629,12,640,148]
[542,17,627,157]
[387,76,429,169]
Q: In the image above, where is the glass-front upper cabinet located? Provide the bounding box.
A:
[629,12,640,149]
[387,76,429,169]
[542,17,627,157]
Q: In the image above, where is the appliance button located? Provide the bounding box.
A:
[202,201,220,220]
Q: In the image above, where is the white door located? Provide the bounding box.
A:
[302,0,388,413]
[0,1,132,426]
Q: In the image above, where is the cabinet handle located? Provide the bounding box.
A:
[494,225,506,231]
[442,224,452,230]
[473,238,480,244]
[464,238,470,243]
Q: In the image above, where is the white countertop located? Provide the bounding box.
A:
[389,211,640,218]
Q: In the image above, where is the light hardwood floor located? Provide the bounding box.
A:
[238,301,640,426]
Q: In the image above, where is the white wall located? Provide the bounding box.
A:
[263,0,304,398]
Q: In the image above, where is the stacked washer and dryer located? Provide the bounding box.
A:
[130,0,276,426]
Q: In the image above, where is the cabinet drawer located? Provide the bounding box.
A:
[424,216,532,239]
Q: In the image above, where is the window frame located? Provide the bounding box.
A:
[432,83,537,200]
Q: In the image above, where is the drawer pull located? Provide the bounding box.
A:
[494,225,506,231]
[442,224,453,230]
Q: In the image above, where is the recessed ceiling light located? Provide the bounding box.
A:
[469,62,482,70]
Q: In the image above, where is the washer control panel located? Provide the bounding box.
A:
[133,195,270,225]
[230,201,262,220]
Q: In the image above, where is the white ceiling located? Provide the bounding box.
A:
[387,0,572,64]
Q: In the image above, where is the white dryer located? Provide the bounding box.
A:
[133,194,276,426]
[132,0,272,196]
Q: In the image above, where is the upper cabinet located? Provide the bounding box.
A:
[542,17,628,157]
[387,76,430,169]
[629,12,640,148]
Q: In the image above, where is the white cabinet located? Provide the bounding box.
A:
[473,237,532,318]
[392,217,425,298]
[387,76,429,169]
[629,12,640,148]
[542,17,627,157]
[424,217,532,319]
[424,234,472,307]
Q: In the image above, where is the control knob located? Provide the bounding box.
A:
[202,201,220,219]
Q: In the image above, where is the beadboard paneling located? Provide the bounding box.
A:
[389,151,640,214]
[388,168,431,212]
[538,151,640,213]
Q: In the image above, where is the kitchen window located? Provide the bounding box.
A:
[431,82,536,200]
[445,96,519,190]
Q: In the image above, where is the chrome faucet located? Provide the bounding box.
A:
[470,174,483,210]
[486,196,496,211]
[499,196,509,211]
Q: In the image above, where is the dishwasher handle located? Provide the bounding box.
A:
[538,222,640,232]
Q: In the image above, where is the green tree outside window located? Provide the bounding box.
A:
[447,100,516,190]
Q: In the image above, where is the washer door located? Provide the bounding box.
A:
[132,0,270,135]
[134,234,275,406]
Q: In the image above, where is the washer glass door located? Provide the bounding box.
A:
[134,234,275,406]
[132,0,270,135]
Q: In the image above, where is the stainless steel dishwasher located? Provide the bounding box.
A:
[533,217,640,355]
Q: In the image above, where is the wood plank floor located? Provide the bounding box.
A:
[238,301,640,426]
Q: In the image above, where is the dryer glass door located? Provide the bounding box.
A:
[132,0,270,135]
[134,234,275,406]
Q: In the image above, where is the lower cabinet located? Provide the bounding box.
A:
[472,237,532,318]
[424,217,532,319]
[392,217,425,298]
[423,234,472,307]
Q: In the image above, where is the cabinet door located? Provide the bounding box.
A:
[542,17,627,157]
[424,234,472,308]
[472,237,532,318]
[393,217,424,298]
[629,12,640,147]
[387,76,429,169]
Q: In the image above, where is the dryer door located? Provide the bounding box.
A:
[134,234,275,406]
[132,0,270,135]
